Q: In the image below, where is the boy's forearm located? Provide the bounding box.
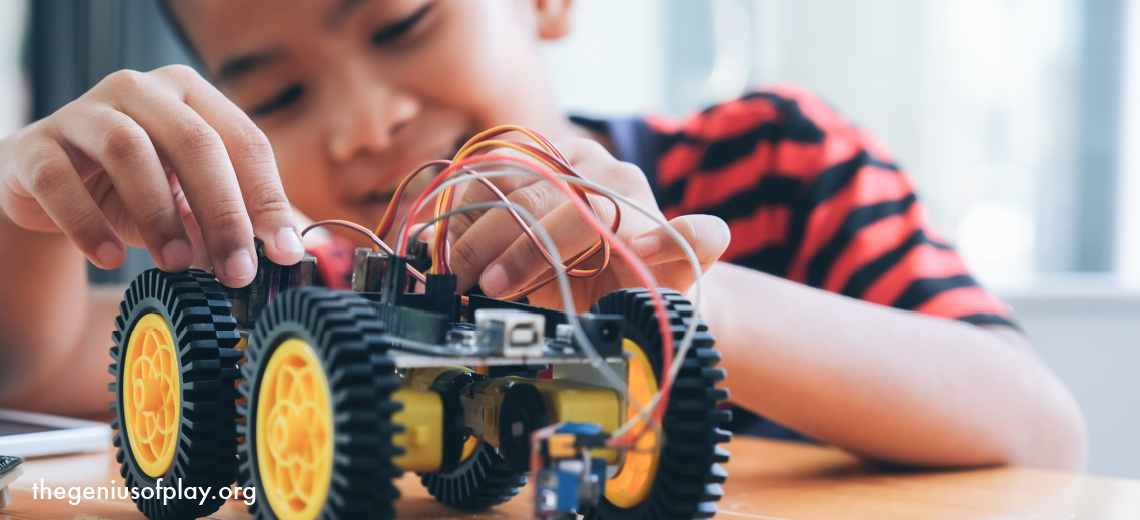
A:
[0,209,109,415]
[1,285,122,418]
[701,262,1086,470]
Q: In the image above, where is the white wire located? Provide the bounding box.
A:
[408,199,629,401]
[398,165,705,438]
[404,167,704,437]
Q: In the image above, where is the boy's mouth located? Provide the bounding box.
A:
[363,190,397,205]
[347,132,474,228]
[360,135,469,201]
[353,190,401,214]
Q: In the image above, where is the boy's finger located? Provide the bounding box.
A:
[551,138,613,170]
[554,138,659,210]
[448,180,568,292]
[103,74,256,287]
[54,109,193,271]
[630,214,731,269]
[18,142,126,269]
[167,66,304,267]
[480,202,604,298]
[444,170,540,245]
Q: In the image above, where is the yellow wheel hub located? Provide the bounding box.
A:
[123,313,181,478]
[605,339,661,508]
[256,339,333,520]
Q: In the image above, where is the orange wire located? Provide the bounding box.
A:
[373,159,452,242]
[373,126,674,442]
[464,125,566,161]
[430,134,618,296]
[371,125,676,444]
[447,169,618,301]
[430,163,617,287]
[395,152,675,438]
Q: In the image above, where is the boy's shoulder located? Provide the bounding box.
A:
[648,85,835,139]
[646,85,897,189]
[650,85,867,137]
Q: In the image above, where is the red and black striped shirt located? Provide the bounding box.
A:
[577,86,1015,330]
[575,87,1018,440]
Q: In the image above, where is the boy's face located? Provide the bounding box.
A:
[171,0,572,238]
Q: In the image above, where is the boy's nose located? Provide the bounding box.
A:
[327,74,419,163]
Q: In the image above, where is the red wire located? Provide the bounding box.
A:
[398,153,675,438]
[301,220,426,284]
[443,172,615,296]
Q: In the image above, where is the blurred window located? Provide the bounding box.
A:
[549,0,1137,288]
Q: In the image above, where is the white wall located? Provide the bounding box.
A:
[1118,0,1140,283]
[543,0,667,116]
[548,0,1083,285]
[1002,283,1140,479]
[753,0,1080,285]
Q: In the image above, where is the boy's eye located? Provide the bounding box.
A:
[371,3,434,45]
[250,85,304,117]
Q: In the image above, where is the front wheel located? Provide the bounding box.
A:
[238,288,402,520]
[584,288,732,520]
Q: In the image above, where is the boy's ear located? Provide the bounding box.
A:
[534,0,574,40]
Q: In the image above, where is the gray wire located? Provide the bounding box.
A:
[409,200,631,402]
[398,165,706,436]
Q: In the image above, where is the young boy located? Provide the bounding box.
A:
[0,0,1085,470]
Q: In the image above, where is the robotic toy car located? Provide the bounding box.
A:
[108,127,731,520]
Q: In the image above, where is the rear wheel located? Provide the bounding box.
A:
[584,288,731,520]
[419,371,528,510]
[109,269,242,520]
[238,288,402,520]
[420,442,528,510]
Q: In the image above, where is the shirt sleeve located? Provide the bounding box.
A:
[650,86,1017,329]
[306,235,356,290]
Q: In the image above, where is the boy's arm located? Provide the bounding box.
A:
[703,261,1086,471]
[0,212,120,417]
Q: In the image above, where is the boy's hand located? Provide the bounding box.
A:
[446,138,730,310]
[0,65,303,287]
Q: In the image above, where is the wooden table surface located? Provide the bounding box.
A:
[3,436,1139,520]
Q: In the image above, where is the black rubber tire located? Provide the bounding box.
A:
[238,288,402,520]
[109,269,242,520]
[420,442,528,510]
[583,288,732,520]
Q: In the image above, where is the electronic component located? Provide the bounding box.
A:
[351,247,389,293]
[0,454,23,509]
[553,314,624,358]
[404,238,433,274]
[534,423,609,519]
[227,239,317,328]
[475,308,547,357]
[446,327,478,350]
